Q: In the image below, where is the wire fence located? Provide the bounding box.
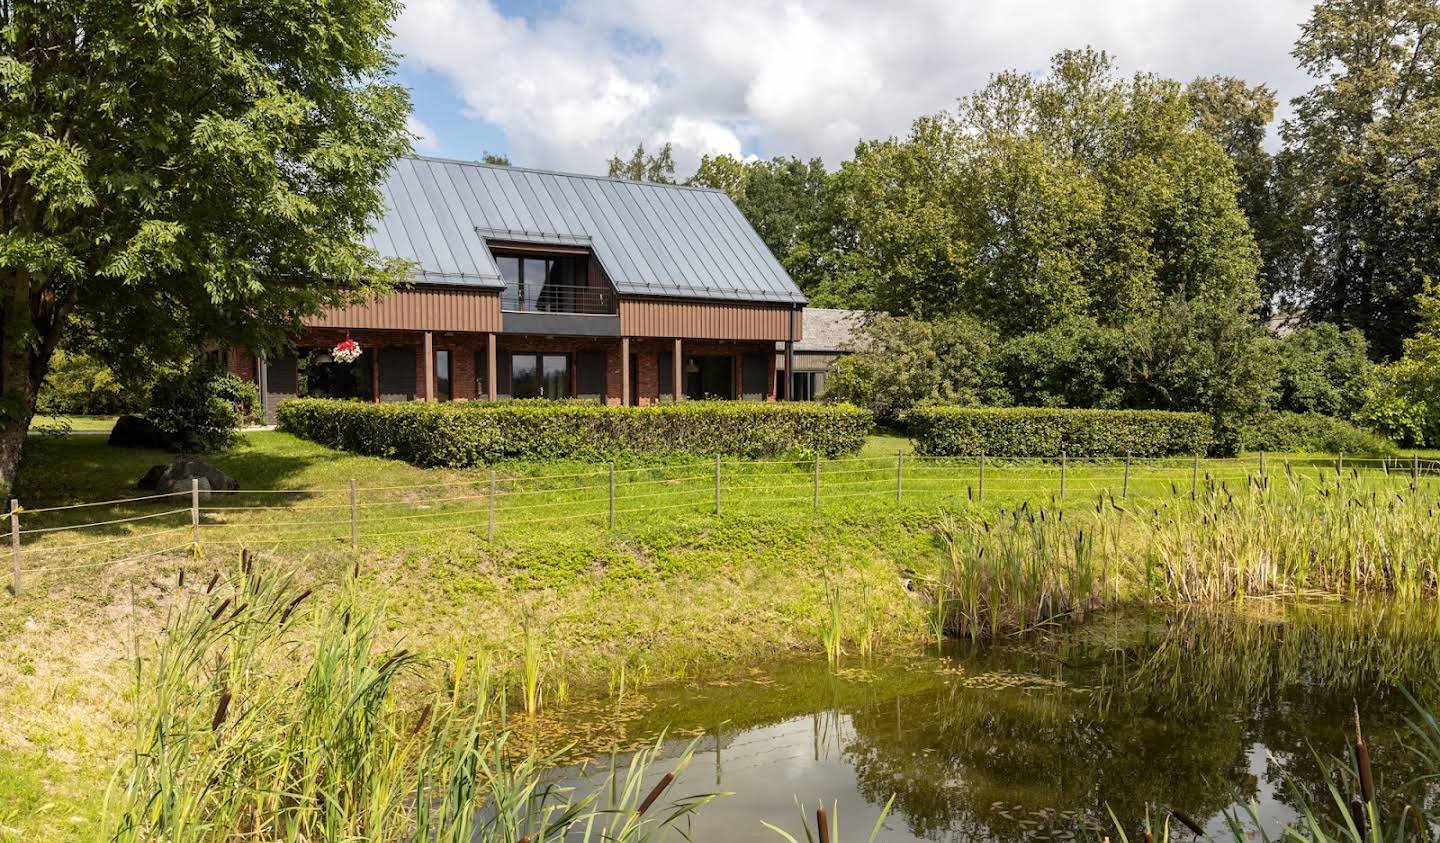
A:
[7,450,1440,596]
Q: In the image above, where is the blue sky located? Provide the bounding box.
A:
[395,0,1317,176]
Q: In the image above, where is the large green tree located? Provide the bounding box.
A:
[831,49,1261,332]
[1283,0,1440,359]
[0,0,411,490]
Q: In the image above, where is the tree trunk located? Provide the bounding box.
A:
[0,339,40,499]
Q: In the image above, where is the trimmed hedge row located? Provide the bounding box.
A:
[1238,412,1395,455]
[906,406,1212,457]
[277,398,873,465]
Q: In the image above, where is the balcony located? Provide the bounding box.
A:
[500,282,617,315]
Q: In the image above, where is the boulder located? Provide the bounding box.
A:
[109,415,169,450]
[137,457,238,499]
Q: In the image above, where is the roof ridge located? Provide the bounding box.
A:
[404,154,729,196]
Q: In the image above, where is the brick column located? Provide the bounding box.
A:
[486,332,497,401]
[672,338,682,402]
[422,331,435,401]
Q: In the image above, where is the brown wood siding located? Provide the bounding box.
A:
[620,299,802,342]
[304,288,502,333]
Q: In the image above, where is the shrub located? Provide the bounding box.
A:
[996,318,1129,409]
[906,406,1212,458]
[145,366,260,452]
[1239,412,1395,455]
[278,399,873,464]
[35,349,148,416]
[1273,323,1376,418]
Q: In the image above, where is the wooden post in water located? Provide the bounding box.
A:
[608,463,616,528]
[349,479,359,550]
[9,499,19,597]
[1122,452,1131,499]
[896,449,904,504]
[978,452,986,502]
[487,470,496,541]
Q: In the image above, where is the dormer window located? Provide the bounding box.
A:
[495,250,614,314]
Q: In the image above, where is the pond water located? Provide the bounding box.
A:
[547,601,1440,841]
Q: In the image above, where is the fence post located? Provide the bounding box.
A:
[714,453,721,517]
[1336,452,1344,476]
[813,453,820,512]
[1059,452,1067,500]
[487,470,496,541]
[1122,452,1131,499]
[978,452,986,502]
[1191,454,1199,500]
[1259,450,1266,477]
[608,462,616,529]
[190,478,200,555]
[9,499,19,597]
[1414,453,1421,491]
[349,479,359,550]
[896,449,904,504]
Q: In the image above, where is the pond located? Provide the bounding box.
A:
[544,601,1440,841]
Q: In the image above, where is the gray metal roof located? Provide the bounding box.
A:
[366,156,806,305]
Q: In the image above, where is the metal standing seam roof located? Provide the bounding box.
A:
[364,155,807,306]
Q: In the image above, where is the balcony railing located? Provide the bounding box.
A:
[500,282,617,315]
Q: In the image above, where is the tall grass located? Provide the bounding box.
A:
[105,560,715,841]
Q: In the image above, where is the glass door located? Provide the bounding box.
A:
[511,353,539,399]
[541,354,569,399]
[510,353,569,399]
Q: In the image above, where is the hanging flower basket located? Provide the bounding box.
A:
[332,337,362,363]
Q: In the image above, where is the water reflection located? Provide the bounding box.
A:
[549,601,1440,841]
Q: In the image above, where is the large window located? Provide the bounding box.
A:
[496,254,595,312]
[510,353,570,399]
[780,370,824,401]
[435,349,452,401]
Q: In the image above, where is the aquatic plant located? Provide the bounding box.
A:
[820,581,844,668]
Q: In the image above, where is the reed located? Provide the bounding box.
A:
[521,612,546,716]
[820,581,843,668]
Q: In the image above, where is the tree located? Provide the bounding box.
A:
[0,0,411,490]
[1283,0,1440,359]
[606,142,676,183]
[1273,322,1376,418]
[833,49,1262,332]
[481,153,511,166]
[689,154,862,299]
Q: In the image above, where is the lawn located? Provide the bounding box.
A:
[27,415,118,435]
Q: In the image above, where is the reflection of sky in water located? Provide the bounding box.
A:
[537,604,1438,841]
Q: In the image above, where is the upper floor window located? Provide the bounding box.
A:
[495,252,613,314]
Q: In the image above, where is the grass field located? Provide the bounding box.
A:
[4,430,1440,840]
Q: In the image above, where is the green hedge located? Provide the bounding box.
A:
[906,406,1212,457]
[1238,412,1395,455]
[277,399,873,464]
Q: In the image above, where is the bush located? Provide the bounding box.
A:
[35,349,148,416]
[1239,412,1395,455]
[996,318,1130,409]
[145,366,260,452]
[1273,323,1376,418]
[905,406,1213,457]
[278,399,874,464]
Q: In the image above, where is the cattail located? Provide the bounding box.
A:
[1354,704,1374,803]
[1349,797,1368,836]
[816,804,830,843]
[411,702,433,736]
[212,688,232,731]
[1144,831,1154,843]
[241,549,252,579]
[378,649,410,674]
[342,609,350,630]
[352,558,360,580]
[280,590,311,625]
[227,601,248,621]
[210,598,231,621]
[636,771,673,816]
[177,568,185,588]
[205,572,220,594]
[1170,809,1204,837]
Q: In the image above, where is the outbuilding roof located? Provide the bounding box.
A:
[367,156,806,305]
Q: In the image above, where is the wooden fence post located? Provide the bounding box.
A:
[896,449,904,504]
[1059,452,1067,500]
[1259,450,1266,476]
[190,478,200,554]
[9,499,20,597]
[1337,452,1344,476]
[1191,454,1199,500]
[608,462,616,529]
[978,452,985,502]
[349,479,359,550]
[714,454,721,517]
[1413,453,1421,491]
[487,470,496,541]
[813,453,820,511]
[1122,452,1131,499]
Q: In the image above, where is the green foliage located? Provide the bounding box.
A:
[831,49,1261,330]
[35,349,145,416]
[1273,322,1376,418]
[1238,412,1394,455]
[1359,284,1440,445]
[278,399,873,464]
[0,0,412,484]
[906,406,1212,458]
[1283,0,1440,358]
[606,142,676,183]
[145,366,259,453]
[996,318,1129,409]
[823,315,1007,420]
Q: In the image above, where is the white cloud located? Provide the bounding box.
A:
[395,0,1317,173]
[406,114,441,153]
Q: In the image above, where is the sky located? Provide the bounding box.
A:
[394,0,1319,176]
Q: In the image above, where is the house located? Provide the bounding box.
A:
[231,156,806,421]
[774,308,868,400]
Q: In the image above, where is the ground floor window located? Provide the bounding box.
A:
[435,349,452,401]
[684,355,734,400]
[299,348,373,401]
[780,370,824,401]
[511,352,570,399]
